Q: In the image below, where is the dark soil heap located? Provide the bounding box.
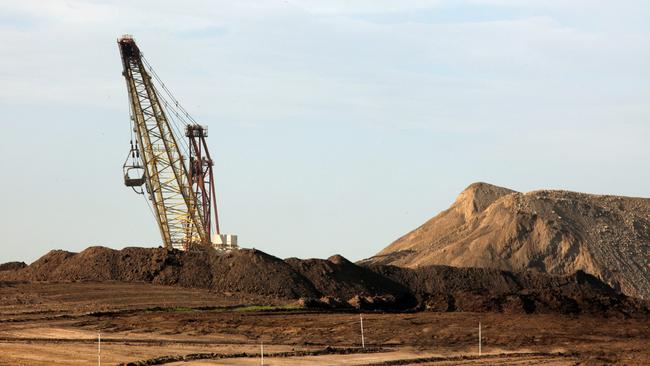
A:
[366,264,638,314]
[0,261,26,272]
[285,255,410,301]
[1,246,647,315]
[2,246,319,299]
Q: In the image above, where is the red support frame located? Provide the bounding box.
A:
[186,125,220,246]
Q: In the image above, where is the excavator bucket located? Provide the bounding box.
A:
[123,166,145,187]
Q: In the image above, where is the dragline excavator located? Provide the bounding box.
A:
[117,34,237,251]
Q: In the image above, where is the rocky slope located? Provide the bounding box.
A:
[362,182,650,300]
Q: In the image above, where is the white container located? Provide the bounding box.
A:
[212,234,238,249]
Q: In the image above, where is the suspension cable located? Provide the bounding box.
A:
[141,54,199,126]
[138,53,198,159]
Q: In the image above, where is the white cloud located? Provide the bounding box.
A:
[0,0,117,24]
[287,0,444,15]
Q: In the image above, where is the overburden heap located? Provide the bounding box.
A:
[1,245,647,315]
[363,182,650,300]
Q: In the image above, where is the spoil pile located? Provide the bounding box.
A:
[3,246,319,299]
[366,264,638,314]
[363,182,650,300]
[1,246,647,314]
[285,255,411,301]
[0,261,26,271]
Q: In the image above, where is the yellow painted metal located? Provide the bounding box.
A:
[118,36,207,250]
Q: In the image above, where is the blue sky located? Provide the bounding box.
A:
[0,0,648,264]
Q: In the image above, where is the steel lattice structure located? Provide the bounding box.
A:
[187,124,221,240]
[118,35,212,250]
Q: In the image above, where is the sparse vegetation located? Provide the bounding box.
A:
[233,304,304,312]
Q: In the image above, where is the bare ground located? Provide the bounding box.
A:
[0,282,648,365]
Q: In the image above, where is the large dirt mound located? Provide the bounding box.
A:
[2,246,319,299]
[363,182,650,300]
[1,246,646,314]
[365,264,642,314]
[0,262,26,271]
[208,249,319,298]
[285,255,411,301]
